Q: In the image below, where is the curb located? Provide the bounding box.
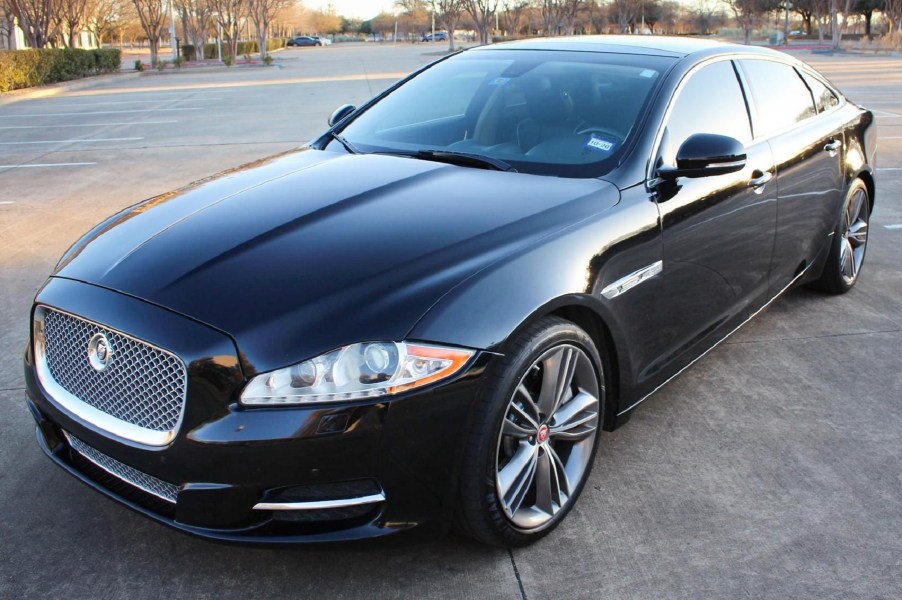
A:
[0,71,143,105]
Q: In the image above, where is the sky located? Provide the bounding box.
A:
[307,1,400,20]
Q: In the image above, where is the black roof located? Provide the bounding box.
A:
[477,35,779,60]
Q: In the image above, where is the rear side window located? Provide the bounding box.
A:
[659,60,752,166]
[801,72,841,113]
[740,59,817,137]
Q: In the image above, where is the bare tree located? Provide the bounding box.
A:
[7,0,55,47]
[57,0,90,46]
[541,0,562,34]
[464,0,498,44]
[725,0,778,44]
[177,0,212,59]
[499,0,528,36]
[248,0,288,58]
[208,0,245,58]
[610,0,639,32]
[131,0,166,62]
[887,0,902,33]
[436,0,465,50]
[559,0,583,34]
[85,0,129,47]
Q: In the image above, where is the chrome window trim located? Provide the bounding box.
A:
[33,306,187,448]
[734,57,847,141]
[645,53,847,185]
[253,492,387,511]
[645,55,751,184]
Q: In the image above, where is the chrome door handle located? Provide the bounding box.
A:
[824,140,842,155]
[748,171,773,188]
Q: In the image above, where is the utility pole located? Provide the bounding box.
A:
[431,0,435,42]
[784,0,790,45]
[168,0,177,60]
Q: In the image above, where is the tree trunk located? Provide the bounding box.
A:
[149,37,159,64]
[448,26,456,51]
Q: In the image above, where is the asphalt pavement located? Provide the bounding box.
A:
[1,43,900,599]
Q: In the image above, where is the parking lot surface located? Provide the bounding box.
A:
[1,44,900,599]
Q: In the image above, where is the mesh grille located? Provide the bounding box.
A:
[66,433,179,503]
[42,309,187,433]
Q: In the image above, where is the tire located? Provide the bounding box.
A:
[456,316,605,547]
[808,178,870,294]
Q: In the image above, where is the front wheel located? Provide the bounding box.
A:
[808,178,870,294]
[456,317,604,547]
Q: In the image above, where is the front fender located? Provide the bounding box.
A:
[407,190,664,410]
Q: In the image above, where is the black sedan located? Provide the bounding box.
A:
[24,36,875,547]
[287,36,322,47]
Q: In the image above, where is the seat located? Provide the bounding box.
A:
[515,77,580,151]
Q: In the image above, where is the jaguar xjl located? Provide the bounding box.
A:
[25,36,875,546]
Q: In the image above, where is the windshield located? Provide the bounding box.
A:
[333,49,674,178]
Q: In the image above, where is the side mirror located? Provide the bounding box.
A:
[657,133,746,180]
[328,104,356,127]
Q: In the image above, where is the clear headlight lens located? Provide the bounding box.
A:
[240,342,475,406]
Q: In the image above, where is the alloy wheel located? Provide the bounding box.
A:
[840,186,868,285]
[495,343,601,530]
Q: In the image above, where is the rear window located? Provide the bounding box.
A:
[740,59,817,138]
[801,71,841,113]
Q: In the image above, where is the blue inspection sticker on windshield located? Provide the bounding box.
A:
[586,135,617,154]
[489,77,511,86]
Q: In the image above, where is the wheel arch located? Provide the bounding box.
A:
[485,295,630,433]
[855,168,876,213]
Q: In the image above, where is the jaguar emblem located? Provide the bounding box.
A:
[87,333,113,372]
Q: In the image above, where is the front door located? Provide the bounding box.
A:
[650,59,777,375]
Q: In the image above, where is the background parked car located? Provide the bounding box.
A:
[422,32,448,42]
[287,36,322,47]
[311,36,332,45]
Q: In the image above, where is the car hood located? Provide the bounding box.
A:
[55,149,620,372]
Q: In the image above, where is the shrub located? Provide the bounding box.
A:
[0,48,121,93]
[134,59,144,72]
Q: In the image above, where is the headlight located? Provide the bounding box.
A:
[240,342,475,406]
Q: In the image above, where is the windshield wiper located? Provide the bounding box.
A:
[414,150,516,173]
[330,131,360,154]
[335,142,516,173]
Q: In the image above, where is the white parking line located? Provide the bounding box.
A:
[0,121,178,130]
[0,108,203,118]
[41,98,223,107]
[879,136,902,140]
[0,201,14,204]
[0,162,96,168]
[884,224,902,230]
[876,167,902,171]
[0,137,143,145]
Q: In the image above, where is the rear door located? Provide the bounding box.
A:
[737,59,846,290]
[650,59,777,371]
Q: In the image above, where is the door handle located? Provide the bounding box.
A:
[748,170,773,190]
[824,139,842,155]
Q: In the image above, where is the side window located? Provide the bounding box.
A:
[660,61,752,166]
[740,59,817,137]
[801,71,840,113]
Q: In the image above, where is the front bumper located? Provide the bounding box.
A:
[25,277,493,544]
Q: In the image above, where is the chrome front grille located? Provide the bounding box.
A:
[36,307,187,445]
[65,432,179,503]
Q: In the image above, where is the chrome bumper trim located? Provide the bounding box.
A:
[253,492,386,511]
